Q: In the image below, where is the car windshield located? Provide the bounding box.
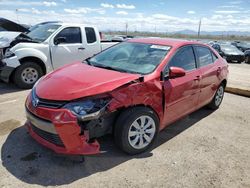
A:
[87,42,170,74]
[26,24,61,42]
[220,44,239,52]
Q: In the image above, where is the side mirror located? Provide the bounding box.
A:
[54,37,66,45]
[169,66,186,79]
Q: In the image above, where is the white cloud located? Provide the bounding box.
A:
[229,1,242,4]
[1,4,250,33]
[187,11,196,14]
[214,10,240,14]
[101,3,114,8]
[64,7,105,15]
[43,1,57,7]
[116,11,128,15]
[0,0,57,6]
[116,4,135,9]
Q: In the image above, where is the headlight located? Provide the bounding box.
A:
[4,49,15,58]
[64,98,111,119]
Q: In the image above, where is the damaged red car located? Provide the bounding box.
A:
[25,38,228,155]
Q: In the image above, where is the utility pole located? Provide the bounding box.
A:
[16,9,19,23]
[125,22,128,36]
[197,19,201,38]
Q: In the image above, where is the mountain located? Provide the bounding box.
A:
[172,30,250,36]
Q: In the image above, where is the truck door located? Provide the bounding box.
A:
[50,27,86,69]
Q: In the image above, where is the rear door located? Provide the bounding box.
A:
[162,46,202,126]
[82,27,101,58]
[50,27,86,69]
[194,45,220,106]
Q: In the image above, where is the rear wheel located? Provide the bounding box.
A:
[114,107,159,155]
[245,56,250,64]
[207,84,225,110]
[13,62,43,89]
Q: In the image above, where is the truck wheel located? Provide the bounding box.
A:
[13,62,43,89]
[246,56,250,64]
[114,107,159,155]
[207,84,225,110]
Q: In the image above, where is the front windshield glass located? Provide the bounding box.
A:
[27,24,61,42]
[87,42,170,74]
[221,44,239,52]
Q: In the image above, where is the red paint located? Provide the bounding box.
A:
[26,38,228,155]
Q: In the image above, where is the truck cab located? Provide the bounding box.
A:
[0,23,116,88]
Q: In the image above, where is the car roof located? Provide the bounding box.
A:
[128,38,207,48]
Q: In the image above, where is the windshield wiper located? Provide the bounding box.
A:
[92,63,141,74]
[84,58,94,66]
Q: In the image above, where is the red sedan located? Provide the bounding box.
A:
[25,38,228,155]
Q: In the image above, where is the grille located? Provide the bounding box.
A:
[31,124,64,147]
[32,89,66,109]
[37,98,66,109]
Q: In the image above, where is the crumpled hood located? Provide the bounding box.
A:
[36,62,140,101]
[0,32,20,48]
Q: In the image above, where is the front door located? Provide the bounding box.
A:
[50,27,86,69]
[162,46,201,127]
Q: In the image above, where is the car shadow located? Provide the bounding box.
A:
[1,107,214,186]
[0,81,24,95]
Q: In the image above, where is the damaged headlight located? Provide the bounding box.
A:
[64,98,111,120]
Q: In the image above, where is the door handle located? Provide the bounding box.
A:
[217,67,221,73]
[78,47,85,50]
[194,75,202,81]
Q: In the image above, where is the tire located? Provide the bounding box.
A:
[246,56,250,64]
[207,84,225,110]
[114,107,159,155]
[13,62,43,89]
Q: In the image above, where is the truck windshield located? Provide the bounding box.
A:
[26,24,61,42]
[87,42,170,74]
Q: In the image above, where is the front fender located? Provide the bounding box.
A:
[14,48,48,64]
[108,80,164,128]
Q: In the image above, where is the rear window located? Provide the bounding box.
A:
[85,27,97,44]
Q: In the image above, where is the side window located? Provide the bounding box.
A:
[168,46,196,71]
[85,27,97,44]
[195,46,213,67]
[54,27,81,44]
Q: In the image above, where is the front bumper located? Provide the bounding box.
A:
[25,94,100,155]
[0,56,20,82]
[225,55,245,62]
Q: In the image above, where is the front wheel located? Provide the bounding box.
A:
[245,56,250,64]
[114,107,159,155]
[207,84,225,110]
[13,62,43,89]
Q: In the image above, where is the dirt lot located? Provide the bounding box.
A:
[0,82,250,188]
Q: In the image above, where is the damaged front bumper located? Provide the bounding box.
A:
[0,56,20,82]
[25,94,113,155]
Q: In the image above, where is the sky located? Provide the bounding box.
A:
[1,0,250,32]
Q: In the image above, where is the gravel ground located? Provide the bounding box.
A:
[0,82,249,188]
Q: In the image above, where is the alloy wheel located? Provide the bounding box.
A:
[128,115,156,149]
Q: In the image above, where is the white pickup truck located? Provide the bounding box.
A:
[0,22,116,88]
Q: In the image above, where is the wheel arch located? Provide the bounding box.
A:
[221,79,227,88]
[10,56,46,82]
[112,104,161,128]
